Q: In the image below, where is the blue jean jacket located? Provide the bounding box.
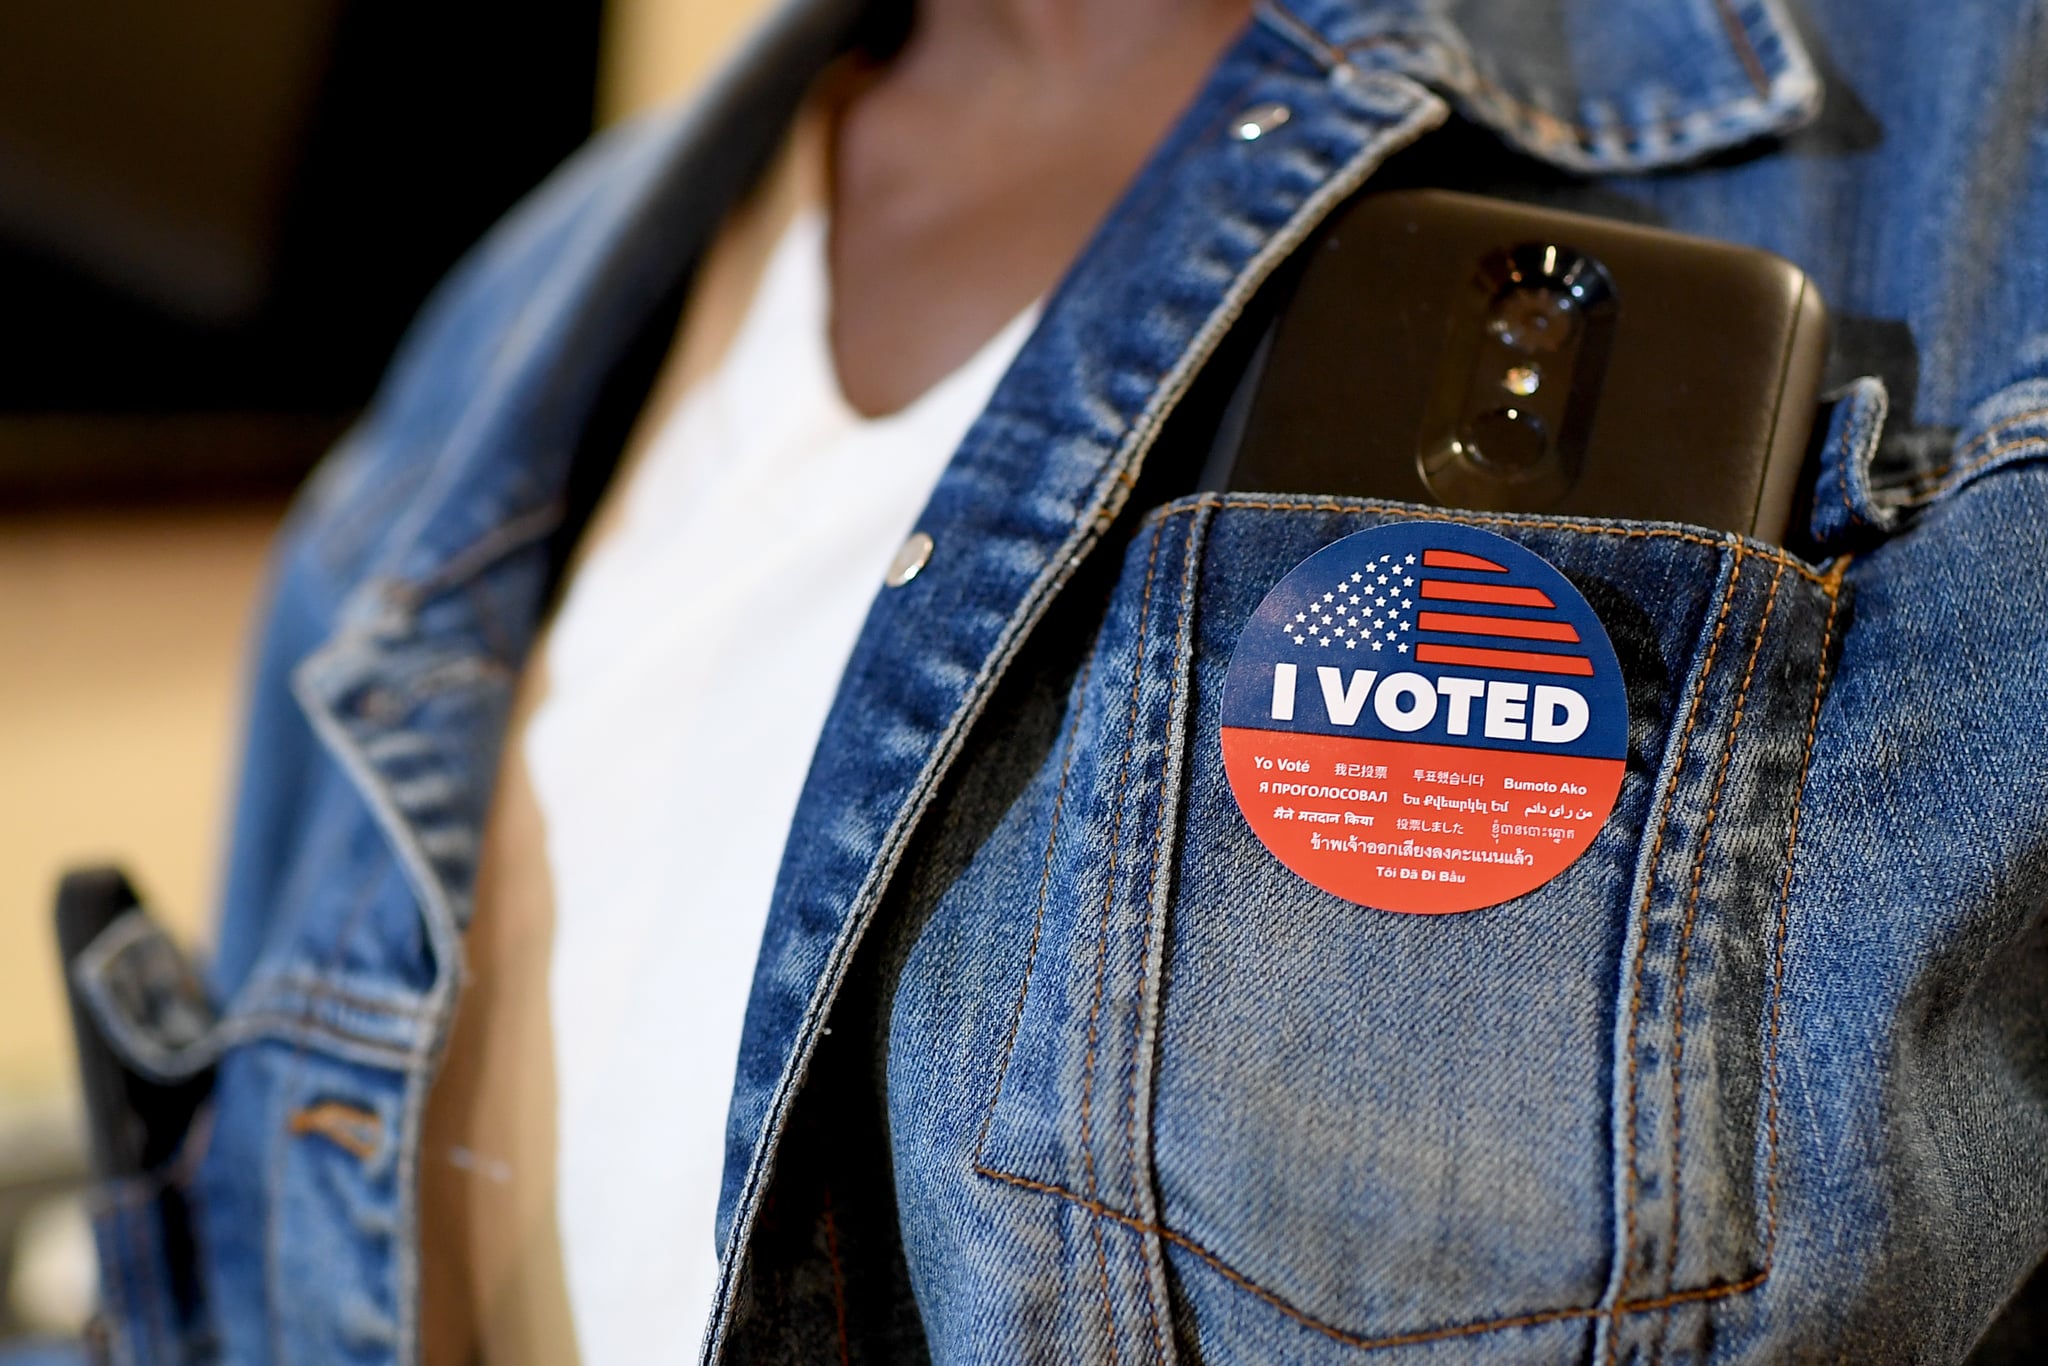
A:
[68,0,2048,1361]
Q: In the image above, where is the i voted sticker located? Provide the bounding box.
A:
[1220,522,1627,914]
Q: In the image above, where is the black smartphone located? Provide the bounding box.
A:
[1206,189,1828,544]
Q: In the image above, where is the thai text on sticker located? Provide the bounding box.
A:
[1219,522,1628,913]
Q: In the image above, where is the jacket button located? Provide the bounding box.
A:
[885,532,934,587]
[1233,102,1292,140]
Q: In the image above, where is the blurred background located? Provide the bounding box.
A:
[0,0,763,1342]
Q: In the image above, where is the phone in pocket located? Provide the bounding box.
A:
[1204,189,1829,544]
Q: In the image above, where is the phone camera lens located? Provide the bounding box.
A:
[1461,406,1550,473]
[1489,285,1578,354]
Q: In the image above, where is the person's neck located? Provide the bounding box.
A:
[904,0,1251,80]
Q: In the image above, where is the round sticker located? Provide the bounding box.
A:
[1220,522,1627,914]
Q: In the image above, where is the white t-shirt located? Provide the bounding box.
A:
[524,207,1034,1364]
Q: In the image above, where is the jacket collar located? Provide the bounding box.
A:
[1263,0,1819,173]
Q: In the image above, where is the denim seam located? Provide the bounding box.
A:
[1125,508,1209,1366]
[254,973,436,1022]
[170,1012,414,1074]
[1080,514,1172,1366]
[972,636,1103,1166]
[1662,558,1788,1344]
[1710,0,1773,96]
[976,1164,1778,1352]
[1262,0,1781,144]
[1897,430,2048,508]
[1251,0,1350,75]
[294,653,471,1365]
[1895,404,2048,494]
[1760,567,1846,1269]
[1611,544,1744,1356]
[1261,0,1810,172]
[266,853,385,1365]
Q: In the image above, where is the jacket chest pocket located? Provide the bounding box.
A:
[972,495,1843,1357]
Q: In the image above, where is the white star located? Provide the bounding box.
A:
[1403,576,1414,587]
[1398,642,1409,653]
[1378,574,1389,584]
[1385,631,1396,641]
[1309,623,1320,634]
[1323,592,1334,602]
[1320,637,1331,646]
[1351,572,1363,582]
[1345,638,1357,648]
[1405,554,1416,564]
[1372,640,1383,651]
[1401,598,1411,608]
[1293,635,1305,644]
[1348,617,1359,628]
[1295,611,1307,622]
[1376,597,1386,607]
[1349,594,1361,605]
[1400,621,1411,631]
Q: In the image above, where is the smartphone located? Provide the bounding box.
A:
[1205,189,1828,544]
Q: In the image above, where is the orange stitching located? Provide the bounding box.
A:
[972,607,1105,1164]
[1663,558,1786,1334]
[821,1184,851,1366]
[1762,567,1845,1255]
[286,1100,382,1161]
[1081,517,1170,1365]
[1301,11,1785,150]
[1125,511,1203,1366]
[1710,0,1772,96]
[1900,431,2048,506]
[977,1164,1771,1353]
[1613,544,1745,1351]
[1898,405,2048,492]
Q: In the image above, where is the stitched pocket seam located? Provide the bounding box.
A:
[974,501,1846,1353]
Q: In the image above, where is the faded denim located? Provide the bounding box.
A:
[58,0,2048,1362]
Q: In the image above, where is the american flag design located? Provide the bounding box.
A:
[1220,522,1627,915]
[1283,546,1597,675]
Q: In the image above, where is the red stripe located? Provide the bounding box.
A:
[1418,611,1581,643]
[1414,643,1594,676]
[1420,579,1556,608]
[1422,549,1508,572]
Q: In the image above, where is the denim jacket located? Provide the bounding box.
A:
[71,0,2048,1361]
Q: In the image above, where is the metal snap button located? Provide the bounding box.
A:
[1233,102,1292,141]
[885,532,934,587]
